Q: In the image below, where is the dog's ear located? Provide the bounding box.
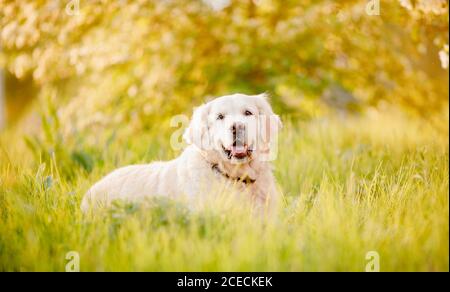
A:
[183,103,211,149]
[254,93,282,133]
[253,93,282,159]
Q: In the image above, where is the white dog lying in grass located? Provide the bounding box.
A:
[81,93,283,214]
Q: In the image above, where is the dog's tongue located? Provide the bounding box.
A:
[231,145,247,156]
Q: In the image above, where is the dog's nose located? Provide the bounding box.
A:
[232,123,246,147]
[231,122,245,135]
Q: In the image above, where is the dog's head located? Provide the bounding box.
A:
[183,93,282,165]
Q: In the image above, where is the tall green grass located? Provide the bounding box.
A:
[0,109,448,271]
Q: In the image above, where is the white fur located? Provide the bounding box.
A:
[81,93,282,214]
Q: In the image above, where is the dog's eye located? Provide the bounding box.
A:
[244,110,253,116]
[217,113,225,120]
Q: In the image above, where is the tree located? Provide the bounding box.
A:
[0,0,448,133]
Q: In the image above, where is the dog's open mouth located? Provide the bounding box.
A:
[222,143,253,160]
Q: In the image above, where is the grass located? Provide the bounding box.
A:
[0,108,448,271]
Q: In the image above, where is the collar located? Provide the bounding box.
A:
[192,145,257,185]
[211,163,256,185]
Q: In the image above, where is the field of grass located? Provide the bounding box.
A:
[0,108,448,272]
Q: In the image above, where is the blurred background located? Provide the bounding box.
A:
[0,0,448,136]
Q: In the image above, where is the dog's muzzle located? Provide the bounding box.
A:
[222,122,253,160]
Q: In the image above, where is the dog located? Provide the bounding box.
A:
[81,93,283,214]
